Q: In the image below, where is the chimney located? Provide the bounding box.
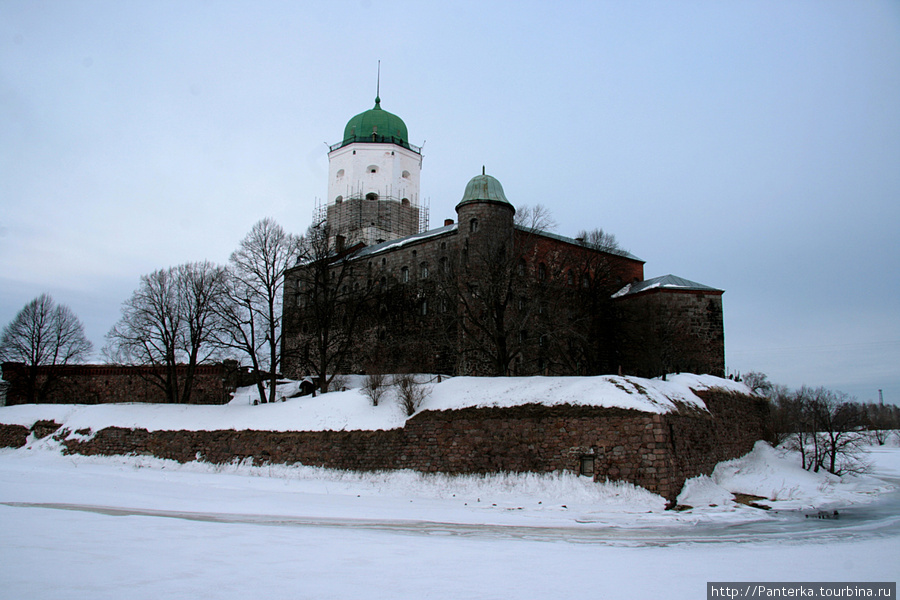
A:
[444,219,454,226]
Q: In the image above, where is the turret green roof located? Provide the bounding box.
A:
[457,172,513,210]
[340,97,410,148]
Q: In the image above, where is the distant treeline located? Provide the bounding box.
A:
[739,372,899,476]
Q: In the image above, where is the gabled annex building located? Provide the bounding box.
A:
[282,95,724,379]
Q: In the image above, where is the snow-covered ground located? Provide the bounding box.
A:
[1,377,897,598]
[1,434,899,599]
[0,373,746,432]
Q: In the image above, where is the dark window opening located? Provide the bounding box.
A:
[579,455,595,477]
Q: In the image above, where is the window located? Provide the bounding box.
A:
[366,192,378,201]
[401,267,409,283]
[336,169,344,178]
[335,195,343,204]
[441,296,449,313]
[517,260,526,276]
[538,263,547,281]
[469,218,478,233]
[367,165,378,174]
[518,330,527,344]
[402,170,411,179]
[582,275,590,289]
[579,455,595,477]
[567,271,574,285]
[419,299,428,316]
[440,257,449,274]
[420,263,429,279]
[401,197,410,206]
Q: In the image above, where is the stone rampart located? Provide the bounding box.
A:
[0,390,766,502]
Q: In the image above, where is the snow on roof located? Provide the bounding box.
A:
[612,274,722,298]
[0,374,750,433]
[352,223,458,259]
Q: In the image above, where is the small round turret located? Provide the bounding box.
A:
[456,171,514,212]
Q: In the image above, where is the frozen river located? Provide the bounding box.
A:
[1,443,898,599]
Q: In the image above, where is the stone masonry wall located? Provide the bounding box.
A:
[1,362,238,406]
[616,290,725,378]
[0,390,766,502]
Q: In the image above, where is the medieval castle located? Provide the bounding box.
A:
[281,95,725,380]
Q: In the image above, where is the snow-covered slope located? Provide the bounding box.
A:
[0,373,751,433]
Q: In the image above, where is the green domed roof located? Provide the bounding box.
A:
[341,97,409,147]
[457,172,513,210]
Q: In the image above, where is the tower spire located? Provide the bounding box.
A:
[375,60,381,105]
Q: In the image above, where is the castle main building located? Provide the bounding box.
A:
[282,96,724,379]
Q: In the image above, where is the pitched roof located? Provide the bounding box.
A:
[612,274,722,298]
[351,223,459,260]
[515,226,644,262]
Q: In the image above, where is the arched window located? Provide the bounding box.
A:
[469,218,478,233]
[335,195,343,204]
[420,263,429,279]
[538,263,547,281]
[401,198,410,206]
[366,192,378,201]
[336,169,344,178]
[401,170,411,179]
[400,267,409,283]
[517,260,526,276]
[367,165,378,174]
[419,298,428,316]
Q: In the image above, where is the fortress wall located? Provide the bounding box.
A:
[0,391,766,502]
[1,362,238,406]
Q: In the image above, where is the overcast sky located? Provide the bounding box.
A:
[2,0,898,403]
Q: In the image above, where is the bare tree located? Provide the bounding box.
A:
[742,371,775,397]
[0,294,93,403]
[362,372,387,406]
[778,386,868,476]
[284,222,373,393]
[217,218,301,403]
[442,208,634,376]
[556,228,629,375]
[105,261,226,403]
[396,373,428,416]
[443,204,553,376]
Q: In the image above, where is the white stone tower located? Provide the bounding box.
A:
[321,93,425,247]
